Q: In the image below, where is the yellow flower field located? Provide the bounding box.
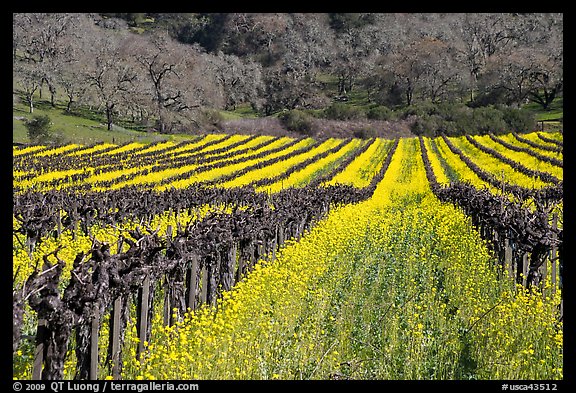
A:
[12,132,563,381]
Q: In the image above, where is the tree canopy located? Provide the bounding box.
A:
[13,13,563,134]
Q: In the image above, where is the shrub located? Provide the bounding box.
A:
[278,109,316,136]
[25,114,53,144]
[471,106,507,134]
[469,87,509,107]
[410,115,438,137]
[501,107,537,133]
[352,126,378,139]
[323,102,364,121]
[201,109,226,129]
[433,102,464,121]
[404,102,536,137]
[401,101,438,119]
[366,105,394,121]
[436,118,464,137]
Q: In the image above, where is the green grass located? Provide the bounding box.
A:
[221,103,260,119]
[523,96,563,121]
[13,97,200,145]
[521,96,563,132]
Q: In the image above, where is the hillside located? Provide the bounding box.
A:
[13,13,562,142]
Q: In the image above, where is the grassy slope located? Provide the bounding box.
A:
[12,99,198,145]
[523,96,563,121]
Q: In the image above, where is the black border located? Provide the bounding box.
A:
[7,8,572,391]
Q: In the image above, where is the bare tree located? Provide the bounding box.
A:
[49,14,97,113]
[13,13,81,107]
[13,12,562,130]
[381,39,430,106]
[524,15,563,110]
[482,44,563,109]
[82,27,137,130]
[222,13,291,65]
[207,52,265,111]
[330,39,354,96]
[527,50,563,111]
[416,37,464,103]
[14,61,42,113]
[125,31,193,133]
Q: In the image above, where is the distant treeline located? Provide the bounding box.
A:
[13,13,562,134]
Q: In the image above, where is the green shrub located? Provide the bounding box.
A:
[397,100,541,136]
[279,109,316,136]
[201,109,226,129]
[401,101,438,119]
[469,87,509,107]
[435,118,462,137]
[25,114,54,144]
[501,107,537,133]
[404,102,537,136]
[410,115,438,137]
[366,105,394,121]
[433,102,463,120]
[323,102,364,121]
[471,106,507,134]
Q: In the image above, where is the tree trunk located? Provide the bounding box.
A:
[27,95,34,113]
[338,75,347,95]
[106,104,114,131]
[66,96,73,112]
[346,74,354,93]
[157,103,166,133]
[49,84,57,108]
[405,78,413,106]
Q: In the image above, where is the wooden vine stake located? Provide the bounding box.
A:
[521,253,529,288]
[163,278,171,327]
[136,274,150,360]
[224,243,237,291]
[200,264,208,306]
[277,225,285,248]
[109,235,124,379]
[110,296,123,379]
[235,255,244,285]
[187,254,199,311]
[56,209,62,238]
[89,308,100,380]
[163,226,173,327]
[504,238,513,280]
[32,319,47,380]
